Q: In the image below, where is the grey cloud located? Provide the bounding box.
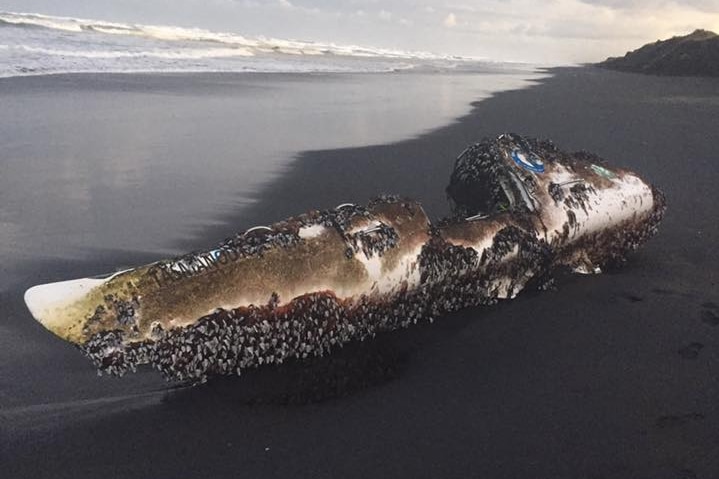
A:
[579,0,719,11]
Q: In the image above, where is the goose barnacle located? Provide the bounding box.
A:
[25,134,665,383]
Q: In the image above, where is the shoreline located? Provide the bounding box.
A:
[0,64,545,80]
[184,64,708,250]
[175,68,554,250]
[0,66,548,295]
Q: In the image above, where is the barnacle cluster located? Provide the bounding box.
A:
[559,185,667,269]
[314,196,404,260]
[564,182,596,215]
[148,226,303,287]
[74,134,667,384]
[81,223,554,382]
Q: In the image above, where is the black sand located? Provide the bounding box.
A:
[3,66,719,478]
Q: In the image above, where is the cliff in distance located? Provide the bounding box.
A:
[599,29,719,77]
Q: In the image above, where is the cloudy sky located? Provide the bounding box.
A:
[1,0,718,63]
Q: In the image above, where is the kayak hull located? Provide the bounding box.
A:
[24,134,666,383]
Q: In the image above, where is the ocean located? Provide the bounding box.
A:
[0,10,526,77]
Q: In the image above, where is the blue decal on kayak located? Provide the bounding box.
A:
[511,149,544,173]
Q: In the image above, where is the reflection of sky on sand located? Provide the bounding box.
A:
[0,70,544,288]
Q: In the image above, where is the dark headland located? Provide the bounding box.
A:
[600,29,719,76]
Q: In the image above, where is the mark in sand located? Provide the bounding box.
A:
[678,469,698,479]
[678,342,704,359]
[651,288,694,298]
[655,413,705,429]
[620,292,643,302]
[700,302,719,326]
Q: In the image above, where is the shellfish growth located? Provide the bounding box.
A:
[24,134,666,383]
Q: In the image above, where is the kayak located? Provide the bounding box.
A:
[24,133,666,383]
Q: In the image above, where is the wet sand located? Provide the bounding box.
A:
[3,66,719,478]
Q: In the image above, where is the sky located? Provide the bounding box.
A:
[1,0,718,63]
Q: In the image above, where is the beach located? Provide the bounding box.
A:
[2,66,719,478]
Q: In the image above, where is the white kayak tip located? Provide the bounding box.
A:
[24,276,106,338]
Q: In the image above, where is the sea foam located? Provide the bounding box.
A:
[0,10,502,78]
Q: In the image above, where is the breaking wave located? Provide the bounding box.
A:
[0,11,513,78]
[17,44,254,60]
[0,12,411,58]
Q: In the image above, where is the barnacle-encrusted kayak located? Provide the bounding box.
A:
[24,134,666,382]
